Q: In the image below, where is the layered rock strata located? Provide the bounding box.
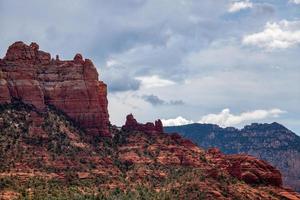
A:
[0,41,110,136]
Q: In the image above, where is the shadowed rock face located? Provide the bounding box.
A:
[122,114,163,134]
[0,41,110,136]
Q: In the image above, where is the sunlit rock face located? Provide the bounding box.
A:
[0,41,110,137]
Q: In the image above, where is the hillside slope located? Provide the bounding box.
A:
[165,123,300,192]
[0,103,300,199]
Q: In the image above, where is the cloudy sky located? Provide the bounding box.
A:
[0,0,299,133]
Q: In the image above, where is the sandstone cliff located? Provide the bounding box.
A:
[0,41,110,136]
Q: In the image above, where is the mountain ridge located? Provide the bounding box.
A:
[165,122,300,192]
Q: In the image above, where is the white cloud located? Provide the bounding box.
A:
[105,59,119,68]
[198,108,285,127]
[162,108,285,127]
[289,0,300,4]
[162,116,194,126]
[243,20,300,50]
[135,75,175,89]
[228,0,253,13]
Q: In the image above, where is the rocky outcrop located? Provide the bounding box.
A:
[227,155,282,186]
[165,123,300,191]
[0,41,110,136]
[207,148,282,186]
[122,114,163,134]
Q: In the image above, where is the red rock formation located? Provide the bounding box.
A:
[122,114,163,134]
[0,41,110,136]
[207,148,283,187]
[1,104,299,199]
[226,154,283,186]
